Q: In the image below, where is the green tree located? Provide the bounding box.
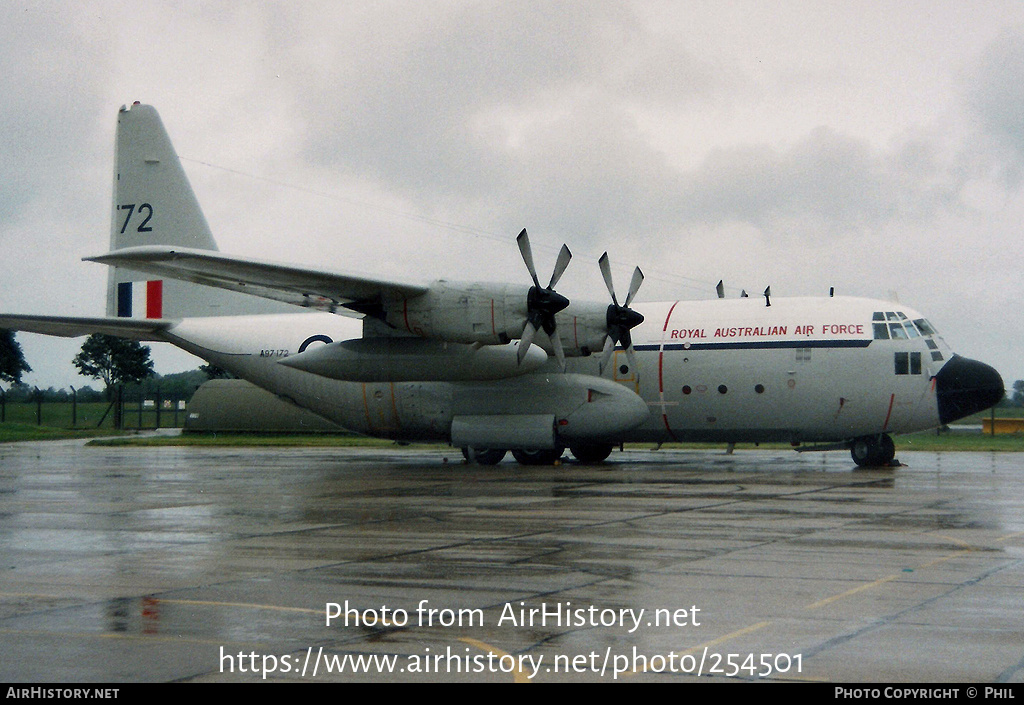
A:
[199,363,233,380]
[0,329,32,384]
[72,334,154,397]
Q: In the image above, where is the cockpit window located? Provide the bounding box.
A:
[913,318,937,336]
[874,315,938,341]
[889,323,909,339]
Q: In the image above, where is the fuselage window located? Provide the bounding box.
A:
[931,351,944,362]
[873,323,890,340]
[873,311,885,321]
[894,351,923,375]
[886,312,899,321]
[895,352,909,375]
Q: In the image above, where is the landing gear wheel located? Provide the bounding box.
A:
[461,447,507,465]
[850,434,896,467]
[569,443,614,464]
[511,447,565,465]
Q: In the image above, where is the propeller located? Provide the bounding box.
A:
[597,252,645,379]
[516,229,572,370]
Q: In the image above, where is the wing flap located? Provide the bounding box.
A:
[86,246,428,313]
[0,314,174,341]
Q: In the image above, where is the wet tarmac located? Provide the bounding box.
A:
[0,441,1021,683]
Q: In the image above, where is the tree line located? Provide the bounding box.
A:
[1,330,228,402]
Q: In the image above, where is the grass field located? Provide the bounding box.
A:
[0,423,130,443]
[85,432,408,448]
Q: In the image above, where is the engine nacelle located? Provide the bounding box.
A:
[383,281,526,345]
[277,337,547,382]
[383,281,611,357]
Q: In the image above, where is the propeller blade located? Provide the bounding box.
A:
[598,252,618,305]
[517,229,540,288]
[598,335,615,374]
[625,345,640,384]
[624,266,644,307]
[518,321,537,365]
[548,244,572,289]
[551,332,567,372]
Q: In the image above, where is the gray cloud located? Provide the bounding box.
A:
[275,3,967,248]
[0,6,109,226]
[965,26,1024,185]
[677,127,961,235]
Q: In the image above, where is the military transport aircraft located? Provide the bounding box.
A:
[0,103,1005,466]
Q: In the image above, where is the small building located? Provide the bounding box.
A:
[184,379,341,433]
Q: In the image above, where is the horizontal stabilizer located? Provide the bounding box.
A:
[0,314,174,341]
[87,246,429,314]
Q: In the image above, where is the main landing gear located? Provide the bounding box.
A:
[849,434,897,467]
[462,443,616,466]
[460,447,507,465]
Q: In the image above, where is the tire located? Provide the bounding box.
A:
[511,447,565,465]
[461,447,507,465]
[850,434,895,467]
[569,443,614,464]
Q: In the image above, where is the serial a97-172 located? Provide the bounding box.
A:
[0,103,1005,467]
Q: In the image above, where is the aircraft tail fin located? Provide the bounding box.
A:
[105,103,289,318]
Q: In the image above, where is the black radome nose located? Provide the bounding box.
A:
[935,355,1005,425]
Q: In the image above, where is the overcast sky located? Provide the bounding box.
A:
[2,1,1023,390]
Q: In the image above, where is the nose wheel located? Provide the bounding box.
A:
[850,434,896,467]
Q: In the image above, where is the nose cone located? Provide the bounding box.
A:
[935,355,1005,425]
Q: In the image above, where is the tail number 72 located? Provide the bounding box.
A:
[118,203,154,234]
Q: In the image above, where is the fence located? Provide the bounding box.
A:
[0,386,189,430]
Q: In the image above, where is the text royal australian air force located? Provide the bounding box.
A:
[649,296,876,351]
[667,323,866,340]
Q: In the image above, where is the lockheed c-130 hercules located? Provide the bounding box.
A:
[0,103,1005,466]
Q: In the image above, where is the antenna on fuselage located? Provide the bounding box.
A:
[763,286,771,307]
[716,280,725,299]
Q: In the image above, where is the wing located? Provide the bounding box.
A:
[0,314,174,341]
[86,246,429,314]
